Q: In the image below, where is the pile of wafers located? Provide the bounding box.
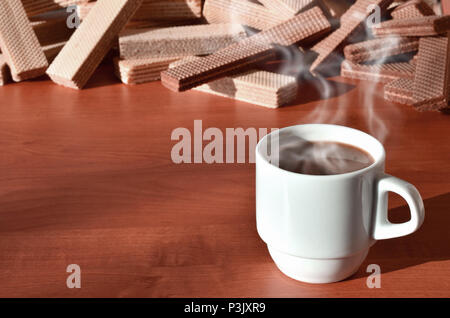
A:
[0,0,449,111]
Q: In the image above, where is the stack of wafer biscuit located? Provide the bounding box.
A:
[339,0,450,112]
[0,0,449,111]
[168,56,299,108]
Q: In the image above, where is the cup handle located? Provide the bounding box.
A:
[372,174,425,240]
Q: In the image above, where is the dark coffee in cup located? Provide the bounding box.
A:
[278,135,374,175]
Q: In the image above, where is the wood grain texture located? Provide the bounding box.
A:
[0,65,449,297]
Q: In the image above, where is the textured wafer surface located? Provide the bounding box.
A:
[119,24,246,59]
[79,0,202,21]
[134,0,202,21]
[250,6,331,46]
[22,0,90,17]
[412,36,450,111]
[373,15,450,37]
[344,36,419,63]
[391,0,435,19]
[115,56,182,84]
[258,0,315,17]
[384,78,414,104]
[161,40,277,91]
[203,0,287,30]
[161,7,331,91]
[195,70,298,108]
[341,60,415,83]
[209,71,297,107]
[47,0,143,89]
[0,0,48,81]
[310,0,393,74]
[169,57,298,108]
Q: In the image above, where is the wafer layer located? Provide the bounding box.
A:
[391,0,435,19]
[373,15,450,37]
[310,0,393,74]
[194,70,298,108]
[203,0,286,30]
[341,60,415,83]
[161,7,331,91]
[0,0,48,81]
[384,78,414,104]
[0,41,66,86]
[162,40,277,92]
[195,70,298,108]
[22,0,89,17]
[344,36,419,63]
[170,57,298,108]
[47,0,143,89]
[134,0,202,21]
[79,0,203,22]
[119,24,247,59]
[114,56,182,84]
[258,0,316,17]
[412,36,450,111]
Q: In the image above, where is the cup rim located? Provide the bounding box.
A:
[256,124,386,179]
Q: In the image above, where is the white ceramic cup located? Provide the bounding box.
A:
[255,124,425,284]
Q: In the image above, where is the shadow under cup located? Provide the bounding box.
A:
[255,124,386,284]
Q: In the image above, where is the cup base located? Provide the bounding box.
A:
[268,245,369,284]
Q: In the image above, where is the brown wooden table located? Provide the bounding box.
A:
[0,65,449,298]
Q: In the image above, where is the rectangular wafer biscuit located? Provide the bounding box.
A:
[22,0,89,17]
[203,0,287,31]
[341,60,415,83]
[196,70,298,108]
[161,7,332,92]
[114,56,183,84]
[78,2,198,29]
[46,0,143,89]
[384,78,414,104]
[412,36,450,111]
[340,0,392,23]
[0,41,65,86]
[79,0,203,22]
[310,0,393,75]
[259,0,331,19]
[133,0,202,21]
[119,24,247,59]
[170,57,298,108]
[0,0,48,81]
[373,16,450,37]
[391,0,435,19]
[195,70,298,108]
[344,36,419,63]
[162,41,277,92]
